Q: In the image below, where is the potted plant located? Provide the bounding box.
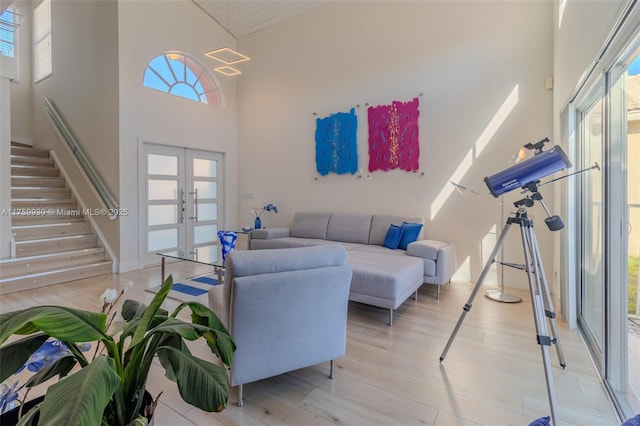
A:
[0,275,236,425]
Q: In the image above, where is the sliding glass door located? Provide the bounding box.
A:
[577,95,605,366]
[574,47,640,418]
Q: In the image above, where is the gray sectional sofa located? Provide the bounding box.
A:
[248,212,457,324]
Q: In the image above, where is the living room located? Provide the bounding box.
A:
[1,0,638,424]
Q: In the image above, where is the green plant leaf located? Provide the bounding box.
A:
[122,299,147,321]
[38,355,120,425]
[173,301,229,334]
[24,355,77,388]
[122,300,167,322]
[130,276,173,348]
[203,330,236,368]
[128,416,149,426]
[16,402,41,425]
[0,333,48,382]
[0,306,108,345]
[171,301,235,366]
[156,346,229,412]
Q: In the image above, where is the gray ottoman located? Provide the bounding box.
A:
[347,250,424,325]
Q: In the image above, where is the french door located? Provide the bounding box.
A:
[141,143,223,267]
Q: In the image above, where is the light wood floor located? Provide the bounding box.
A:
[0,264,619,426]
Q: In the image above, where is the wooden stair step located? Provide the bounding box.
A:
[12,221,92,241]
[0,261,113,295]
[11,165,59,177]
[11,200,77,210]
[14,234,99,257]
[11,176,66,187]
[11,146,49,158]
[11,214,85,225]
[0,247,106,279]
[10,141,32,148]
[11,187,72,199]
[11,155,55,167]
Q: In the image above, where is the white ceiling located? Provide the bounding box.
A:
[192,0,329,38]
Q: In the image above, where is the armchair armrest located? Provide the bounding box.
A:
[248,228,290,250]
[407,239,457,285]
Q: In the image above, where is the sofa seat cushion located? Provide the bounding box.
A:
[347,250,424,309]
[251,237,334,250]
[349,244,407,256]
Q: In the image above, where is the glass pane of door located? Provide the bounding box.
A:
[579,97,605,362]
[186,150,222,250]
[142,145,186,266]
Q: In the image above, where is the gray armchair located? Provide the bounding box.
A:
[208,244,353,406]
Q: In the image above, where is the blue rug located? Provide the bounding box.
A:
[191,275,221,286]
[147,275,219,302]
[171,282,208,296]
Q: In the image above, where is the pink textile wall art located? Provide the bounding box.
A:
[367,97,420,172]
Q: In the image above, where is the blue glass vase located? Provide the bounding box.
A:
[254,217,262,229]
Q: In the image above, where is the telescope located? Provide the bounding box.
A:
[484,139,572,197]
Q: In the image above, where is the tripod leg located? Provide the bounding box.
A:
[521,224,559,426]
[529,225,566,369]
[440,220,513,362]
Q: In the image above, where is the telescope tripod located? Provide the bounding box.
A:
[439,205,566,426]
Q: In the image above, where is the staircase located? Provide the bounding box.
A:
[0,142,113,294]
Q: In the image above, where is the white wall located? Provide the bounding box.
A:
[237,1,554,288]
[118,1,238,272]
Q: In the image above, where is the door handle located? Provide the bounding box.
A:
[188,188,199,222]
[178,189,185,224]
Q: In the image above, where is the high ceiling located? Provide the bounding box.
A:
[192,0,329,38]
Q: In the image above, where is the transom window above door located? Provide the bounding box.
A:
[143,52,222,106]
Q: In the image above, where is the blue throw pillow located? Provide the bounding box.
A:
[383,224,403,250]
[398,222,423,250]
[621,414,640,426]
[528,416,551,426]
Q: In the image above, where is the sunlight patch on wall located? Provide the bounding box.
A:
[558,0,567,29]
[430,149,473,220]
[474,84,519,158]
[454,255,472,282]
[482,224,498,286]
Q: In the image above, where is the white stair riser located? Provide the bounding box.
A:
[15,235,99,257]
[11,156,55,167]
[10,147,49,158]
[0,262,113,295]
[11,166,59,177]
[0,249,106,279]
[12,177,66,187]
[11,200,77,211]
[12,188,72,199]
[12,222,92,241]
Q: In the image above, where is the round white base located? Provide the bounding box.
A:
[484,289,522,303]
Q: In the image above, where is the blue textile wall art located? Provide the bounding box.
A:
[315,108,358,176]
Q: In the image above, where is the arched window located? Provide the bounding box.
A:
[143,52,222,106]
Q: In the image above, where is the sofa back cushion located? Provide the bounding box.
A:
[369,215,425,245]
[291,212,331,239]
[326,213,373,244]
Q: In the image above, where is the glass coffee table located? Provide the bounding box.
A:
[156,245,225,285]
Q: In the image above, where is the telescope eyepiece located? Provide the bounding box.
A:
[524,137,550,154]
